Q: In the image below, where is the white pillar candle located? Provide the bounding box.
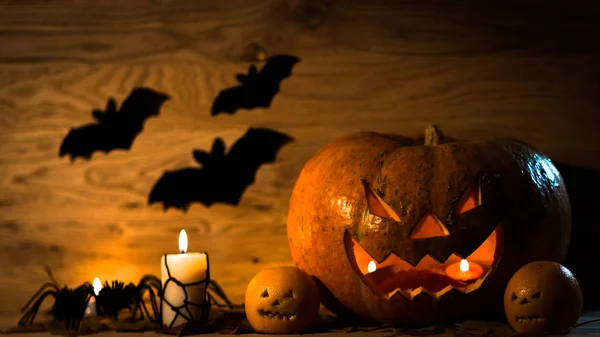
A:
[160,229,209,328]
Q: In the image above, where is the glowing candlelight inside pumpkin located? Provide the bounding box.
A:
[459,259,469,273]
[367,260,377,273]
[445,259,483,281]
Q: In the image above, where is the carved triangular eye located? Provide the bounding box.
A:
[283,290,295,298]
[409,213,449,239]
[456,183,481,214]
[362,180,400,221]
[261,289,269,298]
[511,292,518,302]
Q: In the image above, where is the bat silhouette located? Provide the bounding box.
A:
[148,127,294,211]
[59,87,170,161]
[210,54,300,116]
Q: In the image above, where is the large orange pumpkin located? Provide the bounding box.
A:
[287,125,571,325]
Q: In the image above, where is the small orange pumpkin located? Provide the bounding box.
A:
[245,266,320,334]
[504,261,582,334]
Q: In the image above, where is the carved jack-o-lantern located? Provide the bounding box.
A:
[287,125,571,325]
[245,266,320,334]
[504,261,582,334]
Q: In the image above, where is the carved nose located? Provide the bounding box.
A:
[271,299,281,307]
[409,213,449,239]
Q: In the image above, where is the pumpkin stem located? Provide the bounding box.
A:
[424,125,444,146]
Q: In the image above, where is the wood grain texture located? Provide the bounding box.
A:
[1,0,600,330]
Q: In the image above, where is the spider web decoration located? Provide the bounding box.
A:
[160,253,211,329]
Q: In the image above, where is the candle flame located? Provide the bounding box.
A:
[460,259,470,272]
[92,277,102,296]
[179,229,188,254]
[367,260,376,273]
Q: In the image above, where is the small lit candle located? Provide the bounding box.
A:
[363,261,398,293]
[367,260,376,273]
[84,277,102,317]
[160,229,209,328]
[445,259,483,282]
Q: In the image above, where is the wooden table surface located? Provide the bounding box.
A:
[1,0,599,335]
[1,311,600,336]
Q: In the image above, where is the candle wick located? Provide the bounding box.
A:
[180,250,186,254]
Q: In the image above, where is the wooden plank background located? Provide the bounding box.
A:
[1,0,599,329]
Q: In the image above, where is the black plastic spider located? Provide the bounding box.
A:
[18,281,94,331]
[96,275,162,323]
[18,267,163,331]
[206,279,243,310]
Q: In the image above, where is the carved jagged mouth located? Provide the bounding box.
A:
[517,316,545,324]
[257,309,296,321]
[346,223,503,300]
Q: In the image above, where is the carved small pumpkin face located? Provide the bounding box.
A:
[245,266,320,334]
[504,261,582,334]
